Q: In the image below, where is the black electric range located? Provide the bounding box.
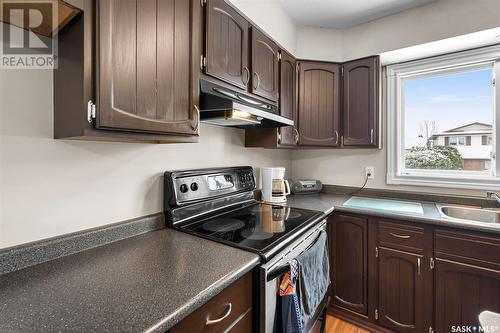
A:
[163,166,325,263]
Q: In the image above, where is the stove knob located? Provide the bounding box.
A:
[180,184,188,193]
[190,182,198,191]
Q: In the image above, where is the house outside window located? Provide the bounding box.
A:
[434,123,492,170]
[387,45,500,190]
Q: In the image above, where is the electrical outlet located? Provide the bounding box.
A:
[366,167,375,179]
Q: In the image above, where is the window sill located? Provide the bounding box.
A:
[387,173,500,191]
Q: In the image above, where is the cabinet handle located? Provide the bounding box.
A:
[294,128,299,143]
[192,105,200,132]
[334,296,361,308]
[417,258,421,275]
[242,66,250,86]
[385,315,416,329]
[206,303,232,326]
[253,72,261,90]
[334,130,339,145]
[370,129,374,144]
[389,232,410,239]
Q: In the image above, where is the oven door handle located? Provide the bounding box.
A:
[266,229,327,282]
[267,263,291,282]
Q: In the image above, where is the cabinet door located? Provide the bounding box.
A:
[98,0,197,135]
[342,56,379,147]
[378,247,429,333]
[298,62,341,147]
[278,51,297,147]
[435,259,500,333]
[330,215,368,315]
[251,28,279,102]
[205,0,249,90]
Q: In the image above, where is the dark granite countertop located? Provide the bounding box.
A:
[0,228,260,332]
[286,193,500,235]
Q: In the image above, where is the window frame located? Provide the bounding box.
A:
[387,45,500,190]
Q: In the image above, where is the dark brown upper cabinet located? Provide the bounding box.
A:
[298,61,341,147]
[342,56,380,147]
[54,0,200,143]
[251,28,279,102]
[98,0,198,135]
[278,51,298,146]
[205,0,249,90]
[329,215,368,316]
[244,50,297,149]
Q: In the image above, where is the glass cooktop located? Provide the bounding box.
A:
[178,203,323,255]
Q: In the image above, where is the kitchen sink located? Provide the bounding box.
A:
[438,205,500,224]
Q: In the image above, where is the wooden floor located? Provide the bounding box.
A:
[325,315,372,333]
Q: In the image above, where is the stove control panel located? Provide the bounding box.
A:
[164,167,255,207]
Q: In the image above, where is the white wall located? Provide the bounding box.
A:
[341,0,500,61]
[295,26,343,62]
[0,66,291,249]
[286,0,500,62]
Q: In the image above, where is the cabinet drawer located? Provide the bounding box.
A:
[170,272,253,333]
[435,229,500,270]
[378,221,425,254]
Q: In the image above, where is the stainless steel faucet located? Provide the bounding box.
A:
[487,192,500,206]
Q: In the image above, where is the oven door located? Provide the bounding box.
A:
[260,219,328,333]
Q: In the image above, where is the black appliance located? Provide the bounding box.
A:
[164,166,329,333]
[199,80,294,128]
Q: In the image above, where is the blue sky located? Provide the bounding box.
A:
[404,67,494,147]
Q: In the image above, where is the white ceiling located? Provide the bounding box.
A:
[277,0,437,29]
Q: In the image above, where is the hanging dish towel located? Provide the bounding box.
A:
[297,230,330,332]
[277,259,304,333]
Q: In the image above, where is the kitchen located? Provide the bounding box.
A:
[1,0,500,332]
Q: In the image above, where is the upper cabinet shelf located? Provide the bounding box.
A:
[0,0,81,38]
[202,0,279,103]
[245,56,381,149]
[54,0,201,144]
[52,0,379,146]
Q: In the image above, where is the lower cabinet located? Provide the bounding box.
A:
[377,247,429,333]
[329,215,369,316]
[435,259,500,332]
[434,229,500,333]
[329,214,500,333]
[169,272,253,333]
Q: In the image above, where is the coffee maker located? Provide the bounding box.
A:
[260,167,290,203]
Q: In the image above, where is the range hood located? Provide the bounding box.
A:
[199,80,294,128]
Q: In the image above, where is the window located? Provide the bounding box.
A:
[448,136,466,146]
[387,46,500,190]
[482,135,493,146]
